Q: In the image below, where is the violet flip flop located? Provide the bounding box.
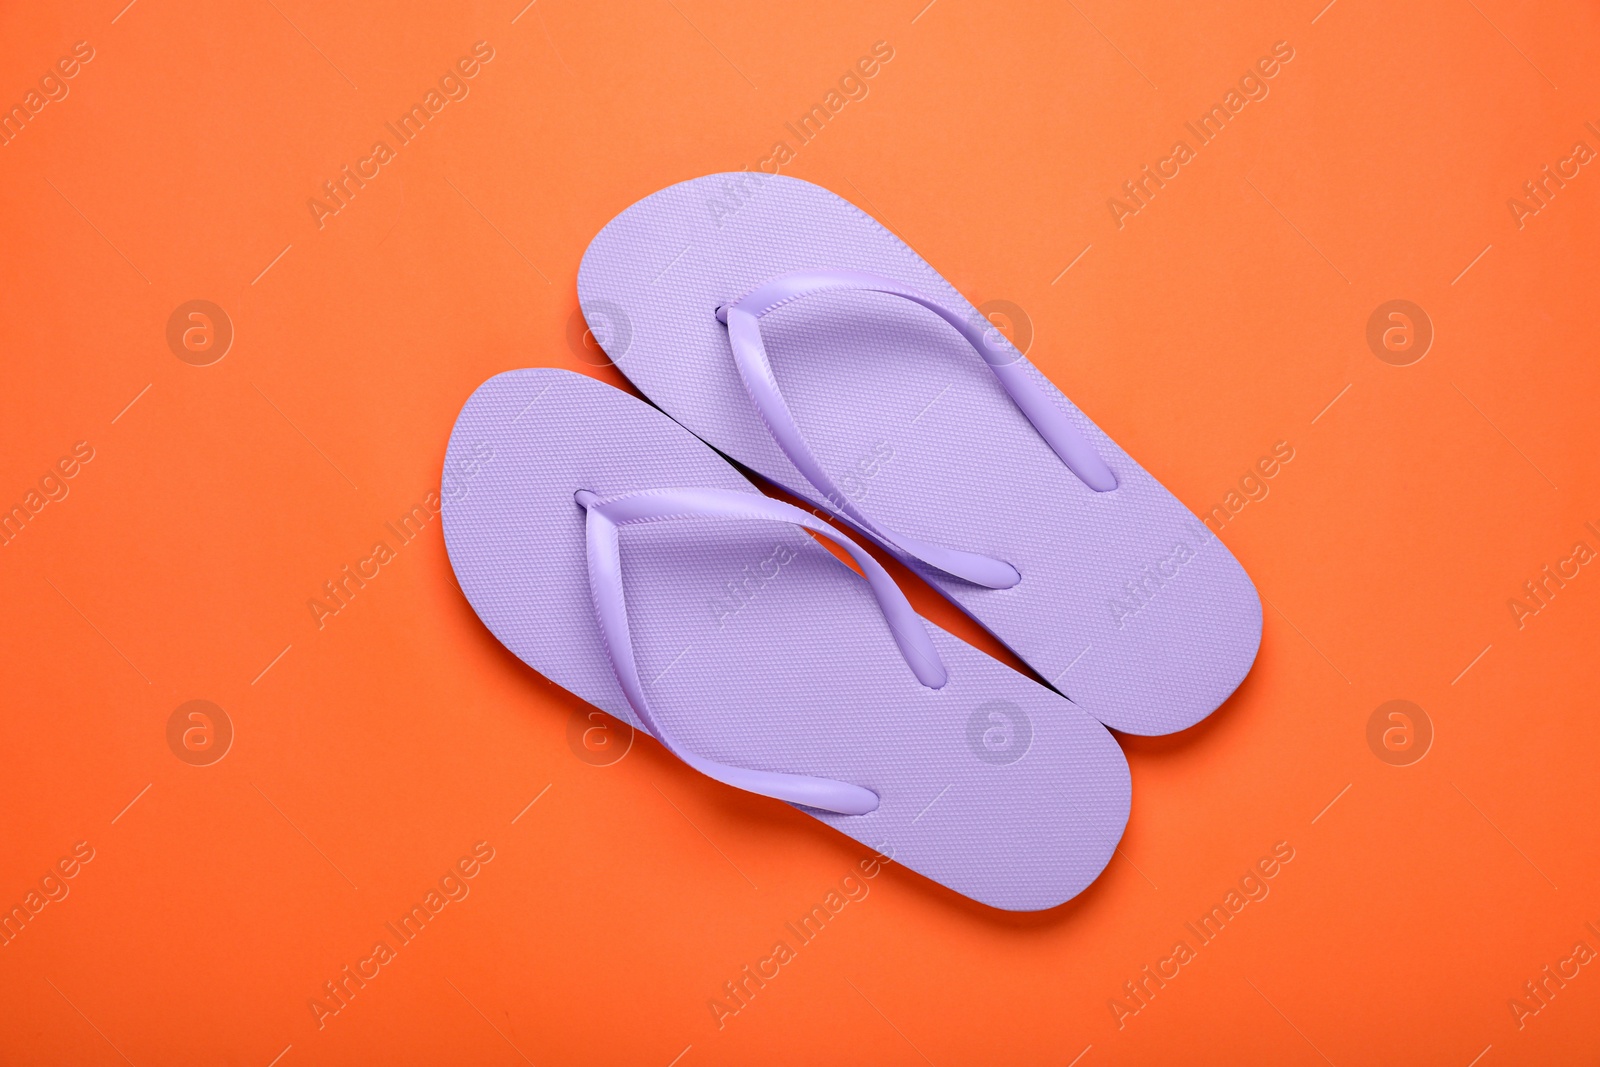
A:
[576,174,1261,736]
[440,368,1129,911]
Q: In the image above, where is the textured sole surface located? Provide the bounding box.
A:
[577,173,1262,735]
[441,368,1131,911]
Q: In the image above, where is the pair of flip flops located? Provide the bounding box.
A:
[441,175,1261,911]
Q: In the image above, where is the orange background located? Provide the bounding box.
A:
[3,0,1598,1063]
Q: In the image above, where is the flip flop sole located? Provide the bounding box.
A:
[578,174,1261,735]
[441,368,1131,911]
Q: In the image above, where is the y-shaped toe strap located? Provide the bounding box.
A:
[576,486,949,816]
[717,270,1119,588]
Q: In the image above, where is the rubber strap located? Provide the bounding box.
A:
[576,486,951,816]
[717,270,1119,586]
